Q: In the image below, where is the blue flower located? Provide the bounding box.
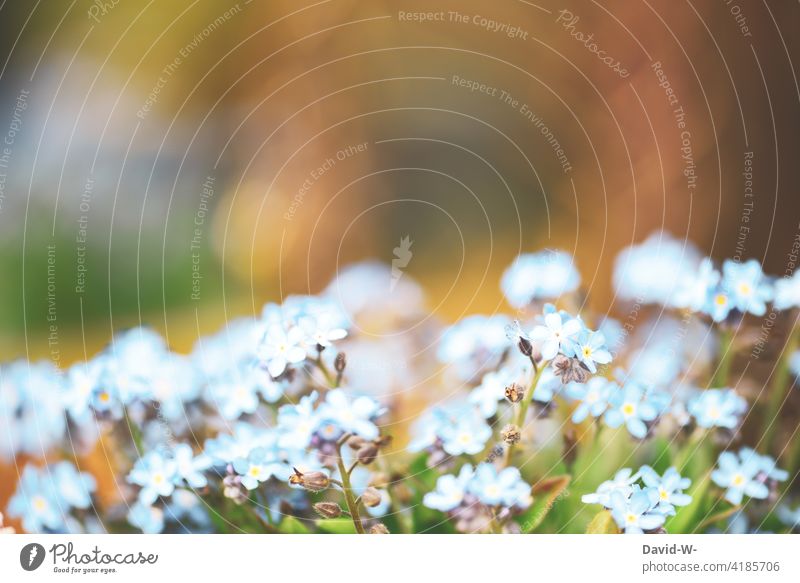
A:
[604,382,668,439]
[566,376,617,423]
[277,392,320,450]
[777,504,800,529]
[7,466,64,533]
[437,315,512,381]
[233,446,291,490]
[582,468,640,507]
[532,366,562,403]
[172,444,211,488]
[704,288,734,322]
[127,502,165,534]
[51,461,96,510]
[711,448,786,505]
[574,330,612,373]
[720,259,773,316]
[608,487,665,534]
[639,466,692,516]
[257,323,307,378]
[687,389,747,429]
[530,311,582,361]
[671,257,720,311]
[774,271,800,310]
[613,231,702,306]
[316,388,382,441]
[467,463,532,509]
[501,250,580,308]
[438,410,492,456]
[423,464,474,512]
[127,451,178,505]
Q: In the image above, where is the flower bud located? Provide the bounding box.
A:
[347,435,368,450]
[356,443,379,465]
[517,336,533,357]
[504,383,525,403]
[334,352,347,373]
[289,468,330,492]
[501,424,521,445]
[369,523,390,534]
[361,487,382,508]
[313,502,343,519]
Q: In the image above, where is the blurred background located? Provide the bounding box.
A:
[0,0,798,520]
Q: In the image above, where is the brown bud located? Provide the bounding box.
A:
[356,443,379,465]
[289,468,330,492]
[369,523,390,534]
[313,502,343,519]
[517,337,533,357]
[501,424,521,445]
[361,487,382,508]
[347,435,368,451]
[334,352,347,373]
[504,383,525,403]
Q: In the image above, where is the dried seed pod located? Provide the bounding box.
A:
[369,523,390,534]
[501,424,521,445]
[504,383,525,403]
[313,502,343,519]
[361,487,382,508]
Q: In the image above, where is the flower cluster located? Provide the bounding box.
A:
[424,464,531,532]
[3,233,799,535]
[583,466,692,533]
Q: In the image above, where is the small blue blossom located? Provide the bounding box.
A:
[609,487,665,534]
[51,461,97,510]
[233,446,291,490]
[439,411,492,456]
[316,388,383,441]
[704,287,734,322]
[127,502,165,534]
[671,257,720,311]
[687,388,747,429]
[468,464,532,509]
[127,451,178,505]
[582,468,640,507]
[7,466,65,533]
[613,231,701,306]
[171,444,211,488]
[566,376,617,423]
[501,250,580,308]
[777,504,800,529]
[530,311,582,361]
[711,448,787,505]
[423,464,474,512]
[639,466,692,516]
[773,271,800,310]
[257,323,307,378]
[437,315,512,381]
[277,392,320,450]
[604,382,668,439]
[574,330,612,373]
[721,259,773,317]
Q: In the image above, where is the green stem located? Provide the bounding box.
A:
[764,328,799,455]
[711,328,734,388]
[504,364,546,466]
[673,427,708,473]
[336,445,365,534]
[316,354,335,387]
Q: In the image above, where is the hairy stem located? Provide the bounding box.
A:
[336,444,365,534]
[504,364,546,466]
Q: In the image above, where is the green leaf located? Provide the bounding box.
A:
[279,515,312,534]
[516,475,571,533]
[586,510,618,534]
[315,518,357,534]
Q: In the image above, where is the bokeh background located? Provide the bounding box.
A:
[1,0,799,526]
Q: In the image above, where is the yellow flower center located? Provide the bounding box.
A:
[732,474,745,487]
[622,403,636,416]
[33,496,47,511]
[715,294,728,306]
